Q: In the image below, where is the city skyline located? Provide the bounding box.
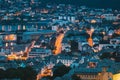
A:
[0,0,120,80]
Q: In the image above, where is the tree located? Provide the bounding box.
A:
[0,66,37,80]
[5,68,18,79]
[100,52,111,59]
[0,69,5,79]
[41,76,52,80]
[53,65,71,79]
[72,74,81,80]
[70,40,78,52]
[20,66,37,80]
[16,67,24,79]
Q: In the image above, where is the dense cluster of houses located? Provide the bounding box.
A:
[0,0,120,80]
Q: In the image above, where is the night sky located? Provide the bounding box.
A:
[42,0,120,9]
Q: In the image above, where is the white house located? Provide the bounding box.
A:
[56,55,75,66]
[102,14,117,21]
[29,48,52,58]
[62,41,71,52]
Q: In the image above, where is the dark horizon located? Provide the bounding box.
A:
[42,0,120,9]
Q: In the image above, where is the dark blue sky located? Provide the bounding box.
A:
[42,0,120,9]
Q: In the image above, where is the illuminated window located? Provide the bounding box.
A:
[6,43,8,47]
[4,34,16,41]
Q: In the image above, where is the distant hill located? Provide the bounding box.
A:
[41,0,120,9]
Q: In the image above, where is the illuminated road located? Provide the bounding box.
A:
[37,66,53,80]
[88,37,93,47]
[7,41,36,60]
[53,33,64,55]
[86,28,94,47]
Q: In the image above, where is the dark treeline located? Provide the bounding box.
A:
[0,66,37,80]
[41,0,120,9]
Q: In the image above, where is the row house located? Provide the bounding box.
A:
[29,48,52,58]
